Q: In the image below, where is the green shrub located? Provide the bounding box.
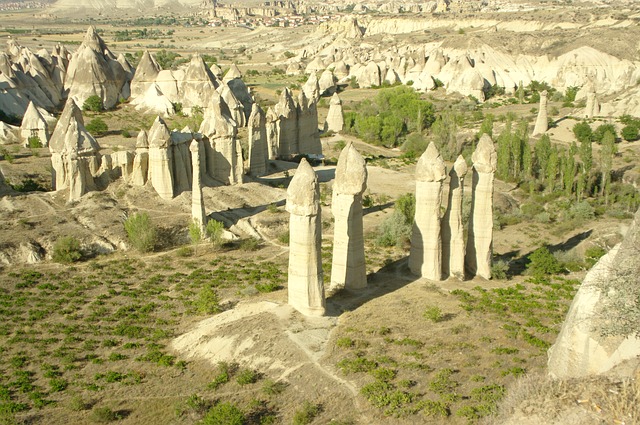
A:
[423,305,444,323]
[201,402,245,425]
[83,95,104,112]
[195,284,221,314]
[27,136,43,148]
[292,401,321,425]
[236,369,259,385]
[52,236,82,264]
[239,237,260,251]
[584,246,606,267]
[206,220,225,248]
[90,406,121,423]
[124,212,157,253]
[526,246,562,277]
[491,260,509,280]
[621,125,639,141]
[593,123,617,143]
[85,118,108,136]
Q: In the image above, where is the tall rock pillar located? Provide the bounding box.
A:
[248,103,268,177]
[131,130,149,186]
[409,143,446,280]
[532,90,548,137]
[584,91,600,119]
[330,142,367,293]
[465,135,497,279]
[286,158,325,316]
[190,139,207,232]
[148,116,174,200]
[441,155,468,280]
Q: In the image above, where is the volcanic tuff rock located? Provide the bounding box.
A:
[247,103,268,177]
[64,26,128,110]
[441,155,468,280]
[20,101,50,147]
[130,50,161,98]
[532,90,548,137]
[286,158,325,317]
[324,93,344,133]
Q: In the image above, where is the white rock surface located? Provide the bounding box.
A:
[441,155,468,280]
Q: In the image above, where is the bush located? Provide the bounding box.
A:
[491,260,509,280]
[201,402,245,425]
[584,246,607,267]
[293,401,321,425]
[593,123,617,144]
[83,95,104,112]
[621,125,639,142]
[27,136,43,148]
[206,220,225,248]
[85,118,108,136]
[90,406,121,423]
[526,246,562,277]
[376,193,415,247]
[195,284,221,314]
[572,122,593,143]
[124,212,157,253]
[52,236,82,264]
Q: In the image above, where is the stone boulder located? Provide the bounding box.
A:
[130,50,161,98]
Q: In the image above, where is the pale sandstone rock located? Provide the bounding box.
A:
[286,158,325,317]
[190,139,207,232]
[303,72,321,102]
[180,54,220,112]
[0,122,20,145]
[64,26,128,109]
[318,69,337,96]
[333,61,349,80]
[409,143,446,280]
[330,142,367,293]
[226,78,253,122]
[305,56,326,74]
[465,135,497,279]
[170,127,193,195]
[20,101,49,147]
[219,84,246,127]
[130,50,160,98]
[297,91,322,156]
[147,116,174,200]
[155,70,181,104]
[247,103,269,177]
[49,99,100,195]
[223,63,242,82]
[358,62,381,88]
[209,63,223,79]
[274,88,298,157]
[286,61,302,76]
[441,155,468,280]
[131,130,149,186]
[198,93,241,185]
[584,91,600,119]
[265,107,278,160]
[130,83,175,117]
[325,93,344,133]
[548,207,640,378]
[532,90,548,137]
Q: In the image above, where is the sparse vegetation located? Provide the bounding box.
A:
[52,236,82,263]
[124,212,157,252]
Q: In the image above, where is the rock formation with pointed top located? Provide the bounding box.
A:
[303,72,321,102]
[180,54,220,113]
[48,99,101,201]
[219,84,246,127]
[274,88,298,157]
[199,93,242,185]
[330,142,367,293]
[20,101,49,147]
[190,139,207,233]
[409,143,447,280]
[226,78,253,122]
[318,69,337,97]
[286,158,325,317]
[64,26,128,109]
[297,91,322,156]
[170,127,194,195]
[131,130,149,186]
[223,63,242,82]
[248,104,268,177]
[130,83,175,117]
[465,134,497,279]
[0,122,20,145]
[265,107,278,160]
[441,155,468,280]
[147,116,174,200]
[532,90,549,137]
[325,93,344,133]
[130,50,161,98]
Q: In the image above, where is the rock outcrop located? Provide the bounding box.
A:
[147,117,174,200]
[324,93,344,133]
[465,134,497,279]
[48,99,101,201]
[64,26,128,109]
[548,208,640,378]
[532,90,548,137]
[180,54,220,113]
[20,101,49,147]
[130,50,161,98]
[247,103,268,177]
[441,155,468,280]
[409,142,446,280]
[286,158,325,317]
[130,130,149,186]
[330,142,367,293]
[297,92,322,156]
[274,88,298,157]
[0,122,20,145]
[190,139,207,232]
[584,90,600,119]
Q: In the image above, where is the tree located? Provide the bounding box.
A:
[526,246,562,278]
[546,146,559,192]
[496,126,512,181]
[573,122,593,144]
[621,125,639,142]
[563,143,577,196]
[82,95,104,112]
[534,135,552,183]
[124,212,157,252]
[600,130,617,204]
[516,81,525,104]
[593,123,617,144]
[206,220,225,248]
[85,118,108,136]
[478,113,494,138]
[189,219,204,255]
[579,134,593,199]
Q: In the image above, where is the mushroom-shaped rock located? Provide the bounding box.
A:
[409,142,446,280]
[325,93,344,133]
[286,158,325,316]
[330,142,367,293]
[442,155,468,280]
[465,135,497,279]
[131,130,149,186]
